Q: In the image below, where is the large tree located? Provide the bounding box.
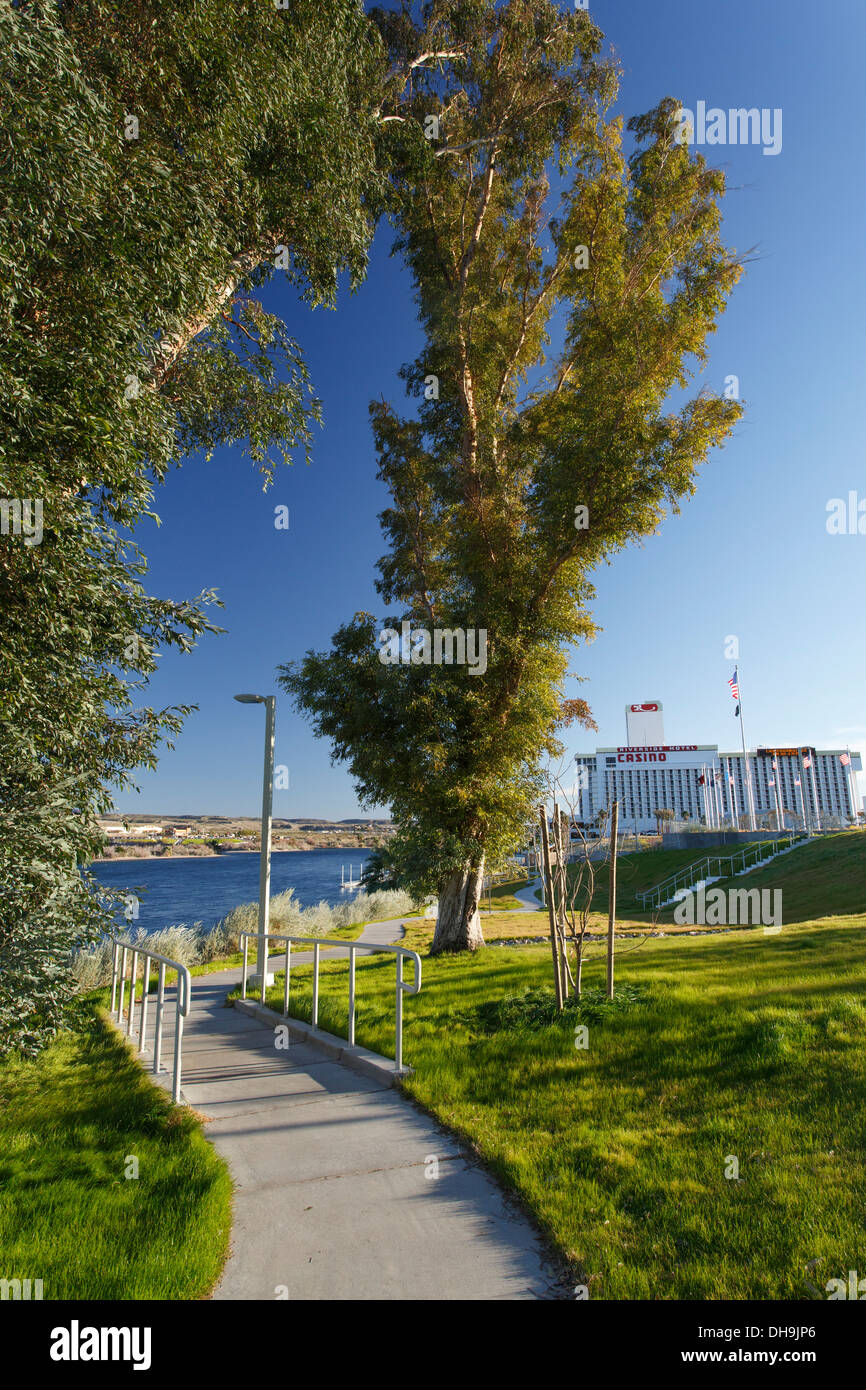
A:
[0,0,387,1053]
[281,0,743,953]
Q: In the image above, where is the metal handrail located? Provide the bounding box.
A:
[637,832,806,910]
[238,931,422,1073]
[108,935,192,1103]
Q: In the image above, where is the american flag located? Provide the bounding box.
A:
[841,753,851,766]
[728,668,740,701]
[802,755,812,769]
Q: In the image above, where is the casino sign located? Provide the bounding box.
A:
[616,744,699,764]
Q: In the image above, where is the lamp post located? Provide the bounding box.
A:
[234,693,276,1002]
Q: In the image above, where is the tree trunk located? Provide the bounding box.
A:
[431,859,486,953]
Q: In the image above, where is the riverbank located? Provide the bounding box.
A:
[95,838,386,863]
[90,845,379,935]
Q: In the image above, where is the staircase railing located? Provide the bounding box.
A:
[239,931,422,1074]
[109,936,192,1103]
[637,832,807,911]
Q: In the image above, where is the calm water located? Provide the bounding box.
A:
[91,847,371,936]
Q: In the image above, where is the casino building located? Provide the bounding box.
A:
[574,702,862,833]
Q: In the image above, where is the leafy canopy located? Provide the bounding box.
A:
[282,0,742,922]
[0,0,386,1051]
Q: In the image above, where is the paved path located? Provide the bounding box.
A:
[512,877,543,912]
[145,917,563,1300]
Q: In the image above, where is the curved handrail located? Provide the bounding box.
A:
[108,935,192,1102]
[238,930,422,1072]
[637,832,807,909]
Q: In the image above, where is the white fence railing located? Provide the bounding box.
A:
[637,831,807,911]
[109,937,192,1103]
[239,931,422,1074]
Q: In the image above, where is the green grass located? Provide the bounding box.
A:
[7,839,862,1302]
[478,875,531,912]
[247,899,866,1299]
[567,838,781,912]
[502,831,866,932]
[0,998,231,1299]
[698,831,866,923]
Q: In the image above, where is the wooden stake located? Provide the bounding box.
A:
[556,805,570,999]
[539,804,563,1010]
[607,799,619,999]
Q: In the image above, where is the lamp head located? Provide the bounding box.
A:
[234,693,264,704]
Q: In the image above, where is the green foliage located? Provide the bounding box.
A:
[0,0,385,1053]
[0,1004,232,1298]
[474,981,652,1033]
[281,0,743,941]
[260,912,866,1298]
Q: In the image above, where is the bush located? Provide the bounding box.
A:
[70,887,418,991]
[474,982,653,1034]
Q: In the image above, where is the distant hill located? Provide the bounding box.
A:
[102,814,392,829]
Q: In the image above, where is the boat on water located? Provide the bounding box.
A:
[340,863,360,891]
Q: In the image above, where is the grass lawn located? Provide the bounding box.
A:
[478,875,532,913]
[475,832,866,939]
[0,998,231,1299]
[564,838,784,913]
[5,835,862,1302]
[245,840,866,1298]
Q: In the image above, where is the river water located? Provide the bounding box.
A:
[90,847,371,936]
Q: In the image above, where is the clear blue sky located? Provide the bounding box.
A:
[115,0,866,819]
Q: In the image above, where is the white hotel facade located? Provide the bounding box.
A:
[574,703,862,834]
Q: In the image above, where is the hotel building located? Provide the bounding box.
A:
[574,702,862,833]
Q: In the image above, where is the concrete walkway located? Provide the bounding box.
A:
[145,918,564,1300]
[512,877,543,912]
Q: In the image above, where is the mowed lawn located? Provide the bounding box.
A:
[479,830,866,938]
[0,1002,231,1299]
[250,863,866,1299]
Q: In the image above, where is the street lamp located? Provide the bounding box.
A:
[234,693,276,1002]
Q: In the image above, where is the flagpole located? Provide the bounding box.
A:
[798,748,810,835]
[702,765,712,829]
[735,671,757,832]
[778,767,789,828]
[728,757,739,829]
[808,750,822,832]
[796,764,808,836]
[846,746,857,826]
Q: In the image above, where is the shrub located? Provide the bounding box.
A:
[474,982,653,1034]
[70,887,418,991]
